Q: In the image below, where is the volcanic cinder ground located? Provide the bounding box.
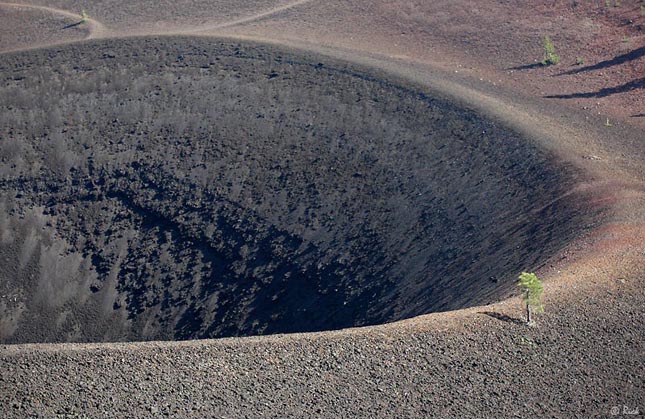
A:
[0,1,644,418]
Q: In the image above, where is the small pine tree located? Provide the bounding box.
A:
[541,36,560,66]
[517,272,544,324]
[80,10,89,24]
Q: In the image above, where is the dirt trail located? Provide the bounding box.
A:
[0,0,642,347]
[0,2,109,39]
[0,0,642,344]
[207,0,644,128]
[190,33,645,186]
[2,0,314,39]
[0,3,643,417]
[190,0,315,32]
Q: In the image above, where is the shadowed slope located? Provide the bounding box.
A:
[0,37,599,343]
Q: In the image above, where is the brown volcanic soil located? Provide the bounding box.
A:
[7,0,304,33]
[216,0,645,127]
[1,257,643,417]
[0,37,599,343]
[7,1,643,122]
[0,0,644,417]
[0,3,89,52]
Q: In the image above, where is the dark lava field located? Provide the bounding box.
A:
[0,37,596,343]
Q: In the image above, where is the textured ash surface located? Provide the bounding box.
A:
[0,2,643,418]
[0,37,598,343]
[1,270,643,418]
[0,4,88,52]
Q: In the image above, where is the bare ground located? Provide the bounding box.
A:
[0,3,89,51]
[0,0,644,417]
[1,249,643,417]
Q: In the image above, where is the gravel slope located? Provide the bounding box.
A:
[1,265,643,417]
[0,37,598,344]
[0,4,89,52]
[1,1,644,418]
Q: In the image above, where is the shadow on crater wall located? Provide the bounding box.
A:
[0,37,599,343]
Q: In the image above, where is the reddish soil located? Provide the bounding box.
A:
[215,0,644,128]
[0,1,643,417]
[0,3,89,51]
[0,37,601,343]
[3,1,642,124]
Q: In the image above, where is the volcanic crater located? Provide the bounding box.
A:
[0,37,595,343]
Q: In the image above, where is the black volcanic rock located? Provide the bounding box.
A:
[0,37,597,343]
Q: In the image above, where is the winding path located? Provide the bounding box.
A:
[1,0,315,42]
[192,0,315,32]
[0,1,109,39]
[0,2,643,417]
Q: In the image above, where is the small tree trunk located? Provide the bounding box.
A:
[525,289,531,324]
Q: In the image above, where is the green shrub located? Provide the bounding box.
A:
[517,272,544,324]
[541,36,560,66]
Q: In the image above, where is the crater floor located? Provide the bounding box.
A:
[0,37,596,343]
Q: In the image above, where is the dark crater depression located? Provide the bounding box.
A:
[0,37,594,343]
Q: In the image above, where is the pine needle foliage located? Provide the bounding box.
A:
[518,272,544,324]
[541,36,560,66]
